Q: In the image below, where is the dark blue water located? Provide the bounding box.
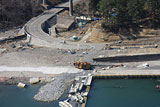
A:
[86,79,160,107]
[0,84,60,107]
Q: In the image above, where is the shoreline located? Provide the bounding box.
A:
[0,70,83,103]
[0,66,83,74]
[0,65,83,85]
[0,71,55,84]
[2,68,160,106]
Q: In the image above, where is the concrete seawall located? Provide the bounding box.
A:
[93,53,160,62]
[93,75,160,79]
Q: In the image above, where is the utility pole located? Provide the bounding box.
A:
[69,0,73,16]
[42,0,46,5]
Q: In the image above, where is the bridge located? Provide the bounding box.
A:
[22,0,101,50]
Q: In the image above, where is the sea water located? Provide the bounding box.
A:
[0,84,61,107]
[86,79,160,107]
[1,79,160,107]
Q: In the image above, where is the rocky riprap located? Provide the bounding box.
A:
[33,73,78,102]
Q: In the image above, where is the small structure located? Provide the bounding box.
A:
[42,0,46,5]
[69,35,79,41]
[41,0,48,9]
[156,85,160,89]
[59,100,73,107]
[69,83,80,94]
[56,15,75,32]
[78,83,83,91]
[50,26,58,37]
[29,78,40,84]
[50,15,75,37]
[138,63,149,68]
[69,0,73,16]
[17,82,26,88]
[84,76,92,86]
[81,92,88,97]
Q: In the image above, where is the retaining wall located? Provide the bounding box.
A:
[93,75,160,79]
[93,53,160,62]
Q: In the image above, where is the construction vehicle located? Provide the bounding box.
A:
[73,61,91,70]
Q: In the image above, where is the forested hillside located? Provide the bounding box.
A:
[0,0,66,29]
[89,0,160,31]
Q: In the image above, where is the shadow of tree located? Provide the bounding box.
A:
[107,20,160,41]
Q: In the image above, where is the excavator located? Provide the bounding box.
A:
[73,59,91,70]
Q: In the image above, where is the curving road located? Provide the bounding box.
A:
[24,0,105,50]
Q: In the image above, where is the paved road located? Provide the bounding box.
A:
[24,0,105,50]
[0,66,82,74]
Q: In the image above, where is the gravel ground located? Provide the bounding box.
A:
[0,47,97,67]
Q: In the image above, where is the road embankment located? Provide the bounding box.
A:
[93,53,160,62]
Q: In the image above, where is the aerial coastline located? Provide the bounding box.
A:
[1,0,160,107]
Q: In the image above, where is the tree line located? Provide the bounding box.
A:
[0,0,66,29]
[89,0,160,30]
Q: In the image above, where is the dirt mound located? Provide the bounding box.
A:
[86,22,160,43]
[87,23,120,43]
[139,29,160,37]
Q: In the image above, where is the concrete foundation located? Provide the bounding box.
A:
[56,15,75,31]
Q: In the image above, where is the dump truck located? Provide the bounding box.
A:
[73,61,91,70]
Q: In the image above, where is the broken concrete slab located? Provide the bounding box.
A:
[29,78,40,84]
[17,82,26,88]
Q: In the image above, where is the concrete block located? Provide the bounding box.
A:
[17,82,26,88]
[29,78,40,84]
